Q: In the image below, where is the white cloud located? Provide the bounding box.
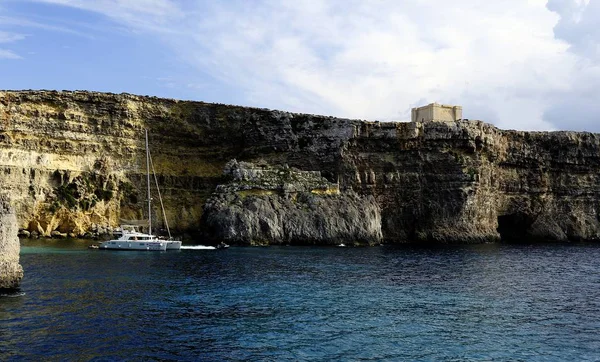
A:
[0,15,93,38]
[172,0,568,130]
[0,48,21,59]
[33,0,183,32]
[0,31,25,43]
[548,0,598,61]
[20,0,600,131]
[0,29,25,59]
[544,0,600,131]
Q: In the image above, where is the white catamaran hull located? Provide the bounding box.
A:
[100,240,167,251]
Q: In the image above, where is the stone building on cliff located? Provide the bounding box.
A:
[411,103,463,123]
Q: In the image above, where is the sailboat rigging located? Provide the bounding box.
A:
[99,129,182,251]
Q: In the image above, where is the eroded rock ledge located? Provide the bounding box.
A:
[0,194,23,290]
[202,160,382,245]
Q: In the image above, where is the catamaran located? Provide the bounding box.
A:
[99,130,182,251]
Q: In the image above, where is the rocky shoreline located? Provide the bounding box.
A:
[17,224,117,240]
[0,194,23,290]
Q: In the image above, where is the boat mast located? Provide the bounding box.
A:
[149,152,172,239]
[145,129,152,235]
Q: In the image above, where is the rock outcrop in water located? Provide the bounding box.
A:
[202,160,382,245]
[2,90,600,243]
[0,194,23,290]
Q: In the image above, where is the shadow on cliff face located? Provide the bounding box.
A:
[497,213,535,242]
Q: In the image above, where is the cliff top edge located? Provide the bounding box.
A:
[0,89,596,135]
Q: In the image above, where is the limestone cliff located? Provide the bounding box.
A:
[2,90,600,243]
[0,194,23,290]
[346,121,600,242]
[202,160,382,245]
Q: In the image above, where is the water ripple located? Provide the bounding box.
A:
[2,242,600,360]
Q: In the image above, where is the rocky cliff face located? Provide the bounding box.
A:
[345,121,600,242]
[2,90,600,243]
[0,194,23,290]
[202,160,382,245]
[0,90,244,238]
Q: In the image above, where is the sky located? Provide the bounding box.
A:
[0,0,598,131]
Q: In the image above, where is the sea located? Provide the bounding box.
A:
[1,240,600,361]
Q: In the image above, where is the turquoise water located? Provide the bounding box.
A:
[2,240,600,361]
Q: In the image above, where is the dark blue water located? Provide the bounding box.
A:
[2,240,600,361]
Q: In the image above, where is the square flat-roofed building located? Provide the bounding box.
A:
[411,103,462,123]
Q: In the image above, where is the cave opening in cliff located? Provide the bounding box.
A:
[497,213,535,242]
